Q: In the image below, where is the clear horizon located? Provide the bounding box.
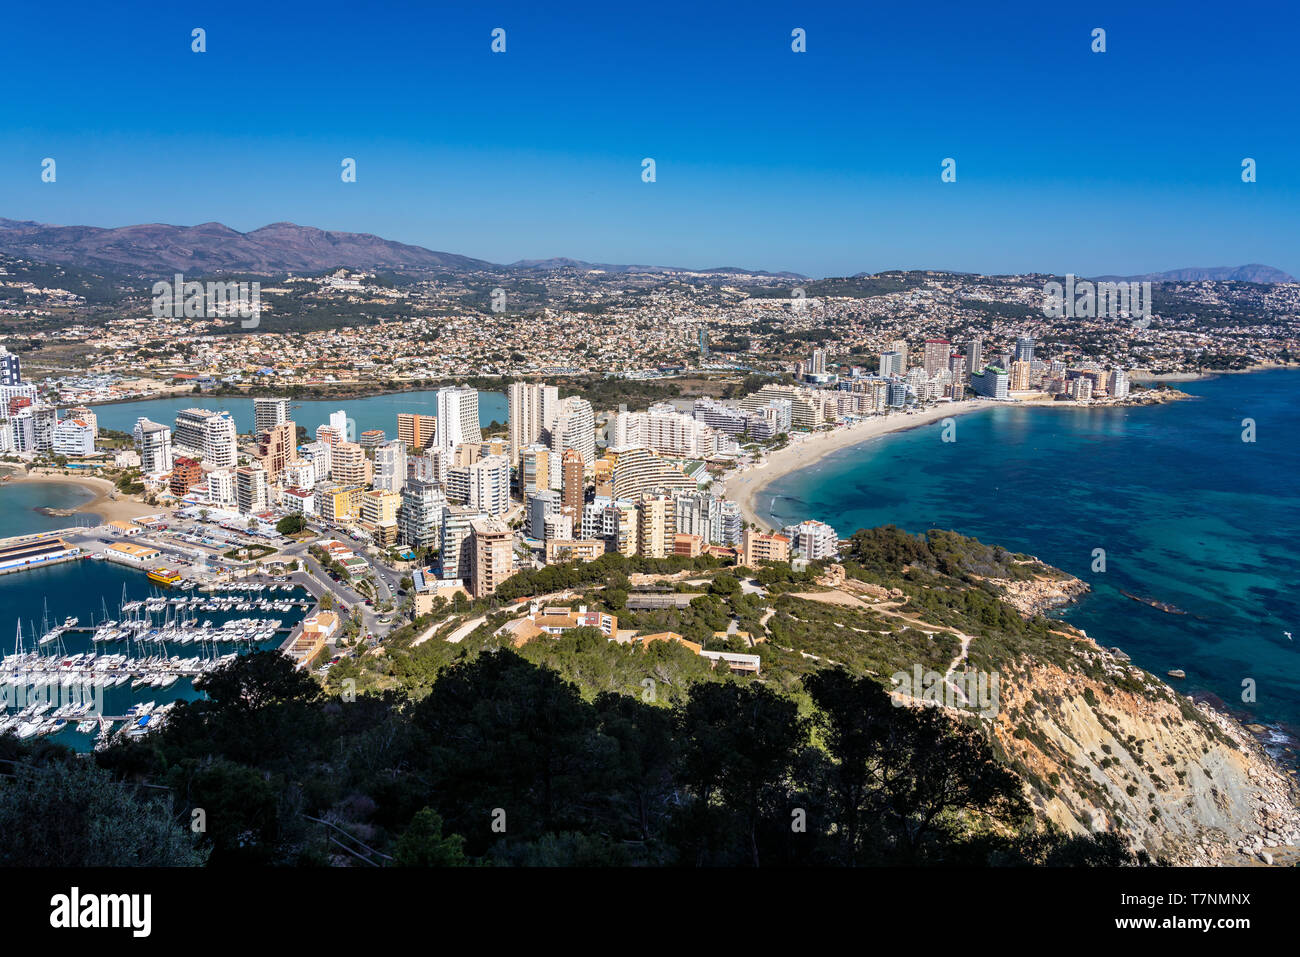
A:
[1,0,1297,278]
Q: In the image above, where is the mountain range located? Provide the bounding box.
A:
[0,217,1291,283]
[1093,264,1296,283]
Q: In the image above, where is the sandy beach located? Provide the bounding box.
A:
[3,471,163,524]
[722,400,989,530]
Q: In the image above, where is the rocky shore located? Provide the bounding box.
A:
[987,573,1091,617]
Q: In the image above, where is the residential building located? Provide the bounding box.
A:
[971,365,1010,400]
[520,442,553,500]
[740,385,822,429]
[610,403,721,458]
[635,493,674,558]
[52,418,94,456]
[0,345,20,386]
[742,528,790,565]
[610,446,697,501]
[173,408,236,468]
[435,386,481,455]
[396,412,437,451]
[561,448,585,516]
[133,417,173,473]
[439,504,483,581]
[469,517,515,598]
[169,456,204,496]
[547,395,595,470]
[544,539,605,563]
[257,421,296,483]
[782,519,839,561]
[331,441,371,486]
[235,465,268,515]
[1010,360,1032,391]
[508,381,559,462]
[253,397,289,437]
[468,454,510,516]
[920,339,950,378]
[317,483,363,524]
[65,406,97,439]
[528,488,563,540]
[399,478,446,551]
[373,439,406,493]
[298,441,331,483]
[360,489,400,544]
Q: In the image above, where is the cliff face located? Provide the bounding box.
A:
[840,537,1300,865]
[986,628,1300,864]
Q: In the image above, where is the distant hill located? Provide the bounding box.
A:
[1093,264,1295,284]
[0,218,492,276]
[0,217,804,279]
[0,217,1289,284]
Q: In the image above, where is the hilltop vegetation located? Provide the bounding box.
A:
[5,524,1289,866]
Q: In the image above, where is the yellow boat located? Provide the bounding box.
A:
[147,567,182,586]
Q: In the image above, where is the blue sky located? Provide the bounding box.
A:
[1,0,1296,277]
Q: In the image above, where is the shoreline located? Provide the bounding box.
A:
[723,390,1191,531]
[1,472,160,525]
[723,401,989,531]
[1129,361,1297,383]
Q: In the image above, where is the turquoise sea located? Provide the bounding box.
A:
[83,389,508,437]
[760,369,1300,738]
[0,481,102,537]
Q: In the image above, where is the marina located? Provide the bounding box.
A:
[0,565,314,751]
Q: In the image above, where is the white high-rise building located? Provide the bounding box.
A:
[329,409,350,443]
[508,382,559,463]
[52,418,95,457]
[173,408,237,468]
[205,468,237,509]
[782,519,840,561]
[30,405,57,453]
[133,418,174,473]
[374,439,406,493]
[400,478,447,551]
[878,351,905,377]
[440,504,484,581]
[468,454,510,516]
[235,466,269,515]
[9,409,35,453]
[298,441,332,483]
[436,386,481,455]
[547,396,595,472]
[610,403,720,458]
[253,397,290,437]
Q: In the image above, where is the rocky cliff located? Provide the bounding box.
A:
[985,627,1299,864]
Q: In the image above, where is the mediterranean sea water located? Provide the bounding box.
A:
[0,560,307,752]
[761,369,1300,736]
[0,481,101,536]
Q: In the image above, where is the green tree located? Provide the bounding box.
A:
[674,682,807,866]
[392,807,469,866]
[276,514,307,536]
[0,753,205,866]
